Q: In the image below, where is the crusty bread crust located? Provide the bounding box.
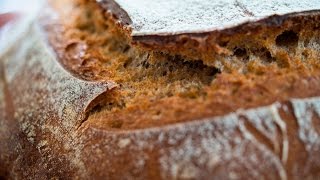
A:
[98,0,320,68]
[1,0,320,179]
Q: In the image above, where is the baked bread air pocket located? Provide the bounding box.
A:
[1,0,320,179]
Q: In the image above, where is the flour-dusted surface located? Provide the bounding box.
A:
[3,23,116,135]
[79,97,320,179]
[2,0,320,178]
[1,19,116,177]
[101,0,320,36]
[291,97,320,177]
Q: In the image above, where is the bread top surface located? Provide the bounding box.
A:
[97,0,320,68]
[98,0,320,36]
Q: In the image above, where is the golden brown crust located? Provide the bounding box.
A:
[1,0,320,179]
[97,0,320,67]
[44,0,320,130]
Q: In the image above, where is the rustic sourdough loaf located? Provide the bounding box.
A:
[1,0,320,179]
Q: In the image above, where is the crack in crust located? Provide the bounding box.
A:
[1,0,320,179]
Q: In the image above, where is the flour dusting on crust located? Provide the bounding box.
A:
[291,97,320,176]
[105,0,320,36]
[3,24,115,133]
[81,102,292,179]
[2,21,116,176]
[79,97,320,179]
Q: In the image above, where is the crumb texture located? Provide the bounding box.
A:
[57,0,320,130]
[1,0,320,179]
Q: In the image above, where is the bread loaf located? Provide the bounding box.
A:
[1,0,320,179]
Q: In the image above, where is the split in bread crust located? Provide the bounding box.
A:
[1,0,320,178]
[47,0,320,130]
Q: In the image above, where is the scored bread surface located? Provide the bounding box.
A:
[0,0,320,179]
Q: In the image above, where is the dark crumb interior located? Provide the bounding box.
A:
[49,0,320,130]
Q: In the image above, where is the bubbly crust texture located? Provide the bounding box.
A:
[1,0,320,179]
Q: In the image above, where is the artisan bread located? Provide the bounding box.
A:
[1,0,320,179]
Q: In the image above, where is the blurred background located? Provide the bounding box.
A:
[0,0,38,14]
[0,0,42,52]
